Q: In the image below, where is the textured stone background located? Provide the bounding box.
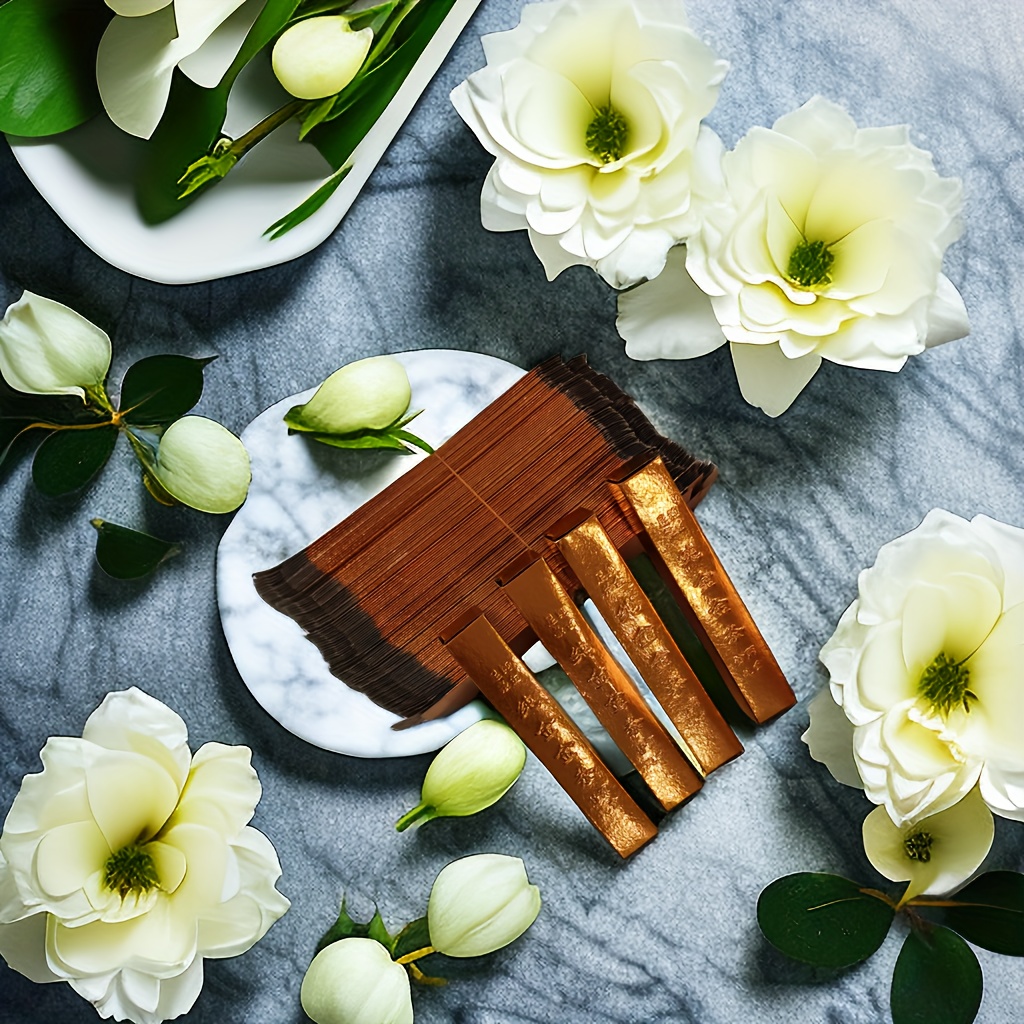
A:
[1,0,1022,1021]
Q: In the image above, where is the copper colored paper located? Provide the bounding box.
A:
[556,515,743,774]
[444,614,658,858]
[501,558,702,812]
[615,458,795,724]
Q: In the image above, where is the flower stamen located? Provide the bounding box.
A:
[786,239,834,288]
[105,843,160,898]
[903,830,933,863]
[919,652,977,716]
[586,105,629,164]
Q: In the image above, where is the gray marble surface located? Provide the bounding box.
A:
[1,0,1023,1022]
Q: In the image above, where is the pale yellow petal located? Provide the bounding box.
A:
[35,820,110,898]
[86,752,181,851]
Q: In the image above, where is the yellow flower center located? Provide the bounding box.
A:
[903,830,933,863]
[586,105,629,164]
[786,239,834,288]
[919,651,976,717]
[105,842,160,898]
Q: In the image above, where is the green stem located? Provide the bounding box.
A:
[295,0,360,16]
[233,99,311,160]
[394,803,436,832]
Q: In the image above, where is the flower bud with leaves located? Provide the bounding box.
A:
[427,854,541,958]
[141,415,251,514]
[301,937,413,1024]
[284,355,431,455]
[396,720,526,831]
[0,291,112,402]
[273,16,374,101]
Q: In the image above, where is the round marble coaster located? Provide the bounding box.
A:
[217,349,531,758]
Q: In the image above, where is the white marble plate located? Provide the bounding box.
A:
[217,349,532,758]
[7,0,483,285]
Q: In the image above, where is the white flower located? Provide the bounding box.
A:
[427,854,540,958]
[287,356,412,436]
[817,509,1024,825]
[147,416,251,513]
[862,787,993,904]
[0,291,111,400]
[97,0,265,139]
[617,97,969,416]
[272,16,373,100]
[0,688,289,1024]
[395,720,526,830]
[300,938,413,1024]
[451,0,727,289]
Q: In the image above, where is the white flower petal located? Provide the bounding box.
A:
[527,227,589,280]
[86,752,182,852]
[481,166,529,232]
[301,938,413,1024]
[179,0,264,89]
[801,687,863,789]
[0,910,61,984]
[35,821,110,899]
[923,274,970,348]
[504,60,593,163]
[168,743,260,836]
[105,0,170,15]
[617,247,726,359]
[0,291,112,399]
[728,341,821,417]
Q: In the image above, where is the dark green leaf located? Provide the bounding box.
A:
[301,430,410,452]
[91,519,180,579]
[0,374,111,428]
[0,418,37,472]
[891,926,982,1024]
[935,871,1024,956]
[136,0,301,223]
[391,427,433,454]
[757,873,894,968]
[119,355,214,425]
[297,96,336,141]
[309,0,459,170]
[315,897,393,956]
[0,0,111,136]
[32,426,117,495]
[392,916,431,961]
[263,164,353,239]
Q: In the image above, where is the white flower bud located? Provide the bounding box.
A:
[396,720,526,830]
[288,356,412,435]
[0,291,111,400]
[272,16,374,100]
[300,938,413,1024]
[862,787,994,904]
[427,854,540,958]
[150,416,251,513]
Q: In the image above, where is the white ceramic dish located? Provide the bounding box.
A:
[7,0,483,285]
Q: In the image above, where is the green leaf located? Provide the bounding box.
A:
[135,0,301,223]
[935,871,1024,956]
[0,418,37,472]
[891,926,982,1024]
[91,519,180,579]
[0,0,111,136]
[315,897,394,956]
[263,164,352,240]
[32,426,118,496]
[308,0,459,170]
[392,916,431,961]
[0,375,111,428]
[757,873,895,968]
[119,355,214,426]
[297,96,336,141]
[302,430,411,452]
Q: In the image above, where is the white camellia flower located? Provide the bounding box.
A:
[451,0,728,289]
[427,854,540,958]
[300,938,413,1024]
[97,0,266,139]
[816,509,1024,826]
[862,787,994,904]
[0,688,289,1024]
[146,415,251,513]
[0,291,111,400]
[617,96,969,416]
[287,356,412,436]
[272,16,373,101]
[396,720,526,830]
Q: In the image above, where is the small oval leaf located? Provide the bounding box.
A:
[91,519,180,580]
[757,873,895,968]
[32,426,117,496]
[392,916,431,962]
[936,871,1024,956]
[119,355,215,425]
[891,926,982,1024]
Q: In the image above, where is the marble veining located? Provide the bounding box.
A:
[2,0,1023,1021]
